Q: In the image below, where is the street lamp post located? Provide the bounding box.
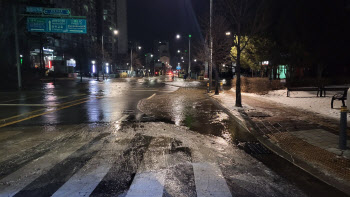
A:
[130,45,142,77]
[176,34,192,77]
[188,35,191,76]
[209,0,213,92]
[102,29,119,81]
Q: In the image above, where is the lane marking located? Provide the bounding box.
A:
[0,93,86,104]
[126,171,166,197]
[0,130,22,141]
[0,104,59,107]
[0,95,43,103]
[130,90,158,92]
[52,130,128,197]
[193,163,232,197]
[0,132,99,197]
[0,97,103,128]
[126,137,169,197]
[146,93,156,100]
[0,97,90,123]
[15,133,109,196]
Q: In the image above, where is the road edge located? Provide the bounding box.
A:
[206,93,350,196]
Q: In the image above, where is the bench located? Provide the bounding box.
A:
[287,87,322,97]
[330,88,348,109]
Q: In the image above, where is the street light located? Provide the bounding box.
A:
[225,31,231,36]
[177,50,181,53]
[194,59,197,62]
[106,63,109,74]
[92,61,96,74]
[175,34,192,76]
[130,45,142,76]
[114,30,119,35]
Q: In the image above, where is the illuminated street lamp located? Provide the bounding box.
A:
[92,61,96,74]
[106,63,109,74]
[175,34,192,75]
[225,31,231,36]
[114,30,119,35]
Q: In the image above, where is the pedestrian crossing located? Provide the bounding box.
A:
[0,128,233,197]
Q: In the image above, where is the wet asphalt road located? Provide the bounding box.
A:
[0,76,347,197]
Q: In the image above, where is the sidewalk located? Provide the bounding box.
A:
[210,89,350,195]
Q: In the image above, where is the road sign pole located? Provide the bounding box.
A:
[339,106,348,150]
[13,4,22,89]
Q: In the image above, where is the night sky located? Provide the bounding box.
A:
[127,0,209,52]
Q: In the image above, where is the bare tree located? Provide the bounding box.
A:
[220,0,266,107]
[196,15,233,94]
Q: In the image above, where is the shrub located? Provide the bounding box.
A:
[232,77,284,94]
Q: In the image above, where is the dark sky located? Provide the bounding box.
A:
[127,0,209,52]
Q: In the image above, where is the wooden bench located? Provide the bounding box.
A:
[287,87,322,97]
[322,87,349,97]
[329,88,348,108]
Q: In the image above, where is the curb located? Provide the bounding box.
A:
[206,93,350,196]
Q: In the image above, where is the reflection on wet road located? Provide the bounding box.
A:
[0,77,347,197]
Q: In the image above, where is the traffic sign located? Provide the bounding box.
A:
[26,7,43,14]
[27,18,87,34]
[176,65,181,70]
[43,8,71,16]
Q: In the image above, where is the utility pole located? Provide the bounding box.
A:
[13,4,21,89]
[188,35,191,76]
[130,47,133,77]
[102,35,105,80]
[209,0,213,92]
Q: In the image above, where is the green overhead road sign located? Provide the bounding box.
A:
[27,17,87,34]
[26,7,43,13]
[26,7,70,16]
[43,8,71,16]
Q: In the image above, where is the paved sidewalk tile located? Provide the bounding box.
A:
[291,129,350,158]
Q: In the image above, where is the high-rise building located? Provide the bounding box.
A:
[116,0,128,54]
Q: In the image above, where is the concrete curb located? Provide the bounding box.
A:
[206,93,350,196]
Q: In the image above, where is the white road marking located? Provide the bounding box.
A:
[146,93,156,100]
[52,116,129,197]
[0,104,58,107]
[126,171,166,197]
[52,137,127,197]
[193,162,232,197]
[126,138,168,197]
[130,90,157,92]
[0,130,22,141]
[0,133,99,197]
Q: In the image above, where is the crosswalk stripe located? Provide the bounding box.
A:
[0,132,80,180]
[126,137,171,197]
[90,134,154,196]
[0,130,22,142]
[52,136,128,197]
[14,133,109,197]
[0,132,101,197]
[193,163,232,197]
[126,170,166,197]
[0,125,85,163]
